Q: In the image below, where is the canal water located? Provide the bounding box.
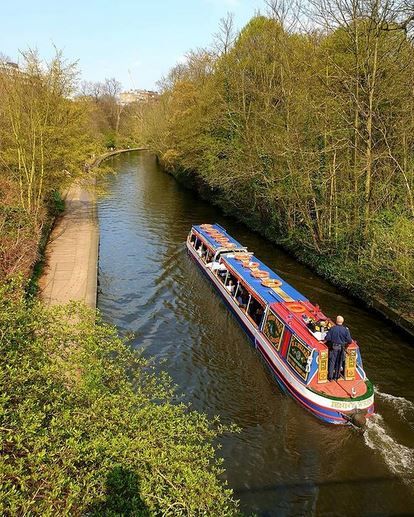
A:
[97,151,414,516]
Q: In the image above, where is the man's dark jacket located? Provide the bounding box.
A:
[325,325,352,346]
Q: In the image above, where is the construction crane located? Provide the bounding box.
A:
[128,69,136,91]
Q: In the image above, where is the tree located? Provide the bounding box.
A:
[140,4,414,312]
[0,49,95,219]
[78,78,123,133]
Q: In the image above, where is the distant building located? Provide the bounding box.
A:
[0,61,20,74]
[119,89,159,105]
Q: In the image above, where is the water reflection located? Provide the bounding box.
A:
[98,152,414,516]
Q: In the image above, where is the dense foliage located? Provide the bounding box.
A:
[0,50,238,515]
[142,1,414,316]
[0,51,97,218]
[0,51,98,280]
[0,281,238,515]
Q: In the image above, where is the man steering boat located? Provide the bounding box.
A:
[325,315,353,381]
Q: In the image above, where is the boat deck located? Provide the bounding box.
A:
[310,376,367,398]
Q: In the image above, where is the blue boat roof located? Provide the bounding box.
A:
[223,254,309,304]
[192,223,308,305]
[193,224,245,250]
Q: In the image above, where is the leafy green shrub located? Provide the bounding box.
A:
[104,131,117,150]
[0,280,239,516]
[46,190,66,217]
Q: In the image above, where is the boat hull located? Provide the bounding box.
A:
[187,244,374,425]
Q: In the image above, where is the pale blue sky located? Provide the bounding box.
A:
[0,0,264,90]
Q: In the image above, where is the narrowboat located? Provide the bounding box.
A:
[187,223,374,426]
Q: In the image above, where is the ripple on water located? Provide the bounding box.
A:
[364,413,414,486]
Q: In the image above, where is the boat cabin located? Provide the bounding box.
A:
[187,224,368,400]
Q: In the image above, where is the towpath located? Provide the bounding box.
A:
[39,179,98,307]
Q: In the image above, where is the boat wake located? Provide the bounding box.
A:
[364,389,414,486]
[375,387,414,422]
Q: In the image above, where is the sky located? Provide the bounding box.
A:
[0,0,264,91]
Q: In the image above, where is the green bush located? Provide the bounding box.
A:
[104,131,117,150]
[47,190,66,217]
[0,280,239,516]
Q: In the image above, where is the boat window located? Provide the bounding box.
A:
[235,284,249,310]
[216,266,228,283]
[196,242,207,260]
[287,336,312,381]
[233,283,264,326]
[247,296,265,327]
[202,248,209,263]
[205,250,213,263]
[263,310,285,351]
[189,232,197,246]
[208,257,227,278]
[224,272,237,295]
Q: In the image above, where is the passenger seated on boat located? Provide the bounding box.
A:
[247,298,264,326]
[302,315,331,340]
[226,279,235,295]
[319,320,329,332]
[205,255,215,268]
[217,268,228,282]
[196,244,204,257]
[225,273,237,291]
[230,275,238,288]
[302,315,316,331]
[236,289,248,309]
[252,305,264,326]
[210,261,226,274]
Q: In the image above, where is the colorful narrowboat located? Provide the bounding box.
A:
[187,223,374,426]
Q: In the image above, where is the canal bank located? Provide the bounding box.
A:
[90,147,148,168]
[160,162,414,339]
[40,148,146,307]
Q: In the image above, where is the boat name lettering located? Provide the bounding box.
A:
[331,400,370,410]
